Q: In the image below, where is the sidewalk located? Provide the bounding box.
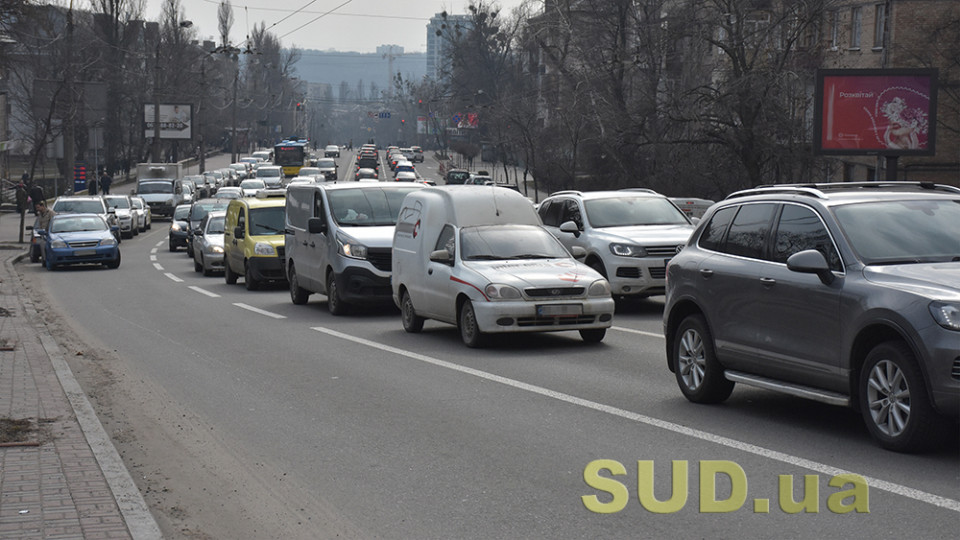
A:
[0,210,161,539]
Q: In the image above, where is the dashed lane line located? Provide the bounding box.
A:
[165,272,184,283]
[612,326,663,338]
[233,302,286,319]
[189,286,220,298]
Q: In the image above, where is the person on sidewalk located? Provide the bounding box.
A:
[35,201,55,231]
[88,173,99,195]
[15,183,28,214]
[100,171,112,194]
[29,183,44,215]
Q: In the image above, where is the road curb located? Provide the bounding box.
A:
[6,256,164,540]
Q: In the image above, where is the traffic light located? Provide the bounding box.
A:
[296,102,302,111]
[401,118,405,124]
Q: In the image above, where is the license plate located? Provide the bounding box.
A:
[74,249,96,257]
[537,304,582,317]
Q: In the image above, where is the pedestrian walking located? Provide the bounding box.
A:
[15,183,28,214]
[100,171,112,194]
[88,173,99,195]
[29,183,44,215]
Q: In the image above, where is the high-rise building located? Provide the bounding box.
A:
[426,13,472,80]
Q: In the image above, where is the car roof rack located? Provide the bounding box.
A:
[548,190,582,197]
[619,188,659,194]
[726,181,960,200]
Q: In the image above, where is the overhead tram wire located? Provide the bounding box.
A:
[279,0,354,41]
[197,0,430,22]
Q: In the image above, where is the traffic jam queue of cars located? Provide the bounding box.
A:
[36,172,960,453]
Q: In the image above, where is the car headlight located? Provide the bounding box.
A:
[51,239,67,248]
[208,245,224,254]
[99,237,117,247]
[254,242,276,256]
[165,198,174,206]
[484,283,521,300]
[609,243,647,257]
[171,223,182,231]
[588,279,611,297]
[929,301,960,331]
[337,233,368,259]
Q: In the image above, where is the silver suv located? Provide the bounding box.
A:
[539,189,696,298]
[663,182,960,452]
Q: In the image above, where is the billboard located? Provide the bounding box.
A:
[815,69,937,156]
[144,103,193,140]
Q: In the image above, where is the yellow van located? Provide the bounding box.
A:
[223,190,287,290]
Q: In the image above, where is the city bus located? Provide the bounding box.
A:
[273,140,307,177]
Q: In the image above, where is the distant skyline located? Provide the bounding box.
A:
[142,0,531,53]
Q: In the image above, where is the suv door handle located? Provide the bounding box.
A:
[760,277,776,286]
[699,269,714,278]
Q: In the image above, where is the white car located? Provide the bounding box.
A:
[103,194,139,239]
[193,210,227,276]
[324,145,340,158]
[130,196,152,232]
[239,179,266,197]
[392,186,615,347]
[256,165,284,188]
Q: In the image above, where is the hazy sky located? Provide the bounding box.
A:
[142,0,531,53]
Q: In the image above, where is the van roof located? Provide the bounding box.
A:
[411,185,540,226]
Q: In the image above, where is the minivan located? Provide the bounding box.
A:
[284,182,425,314]
[223,190,287,290]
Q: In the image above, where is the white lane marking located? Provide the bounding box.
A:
[233,303,286,319]
[149,255,157,262]
[151,247,158,254]
[154,241,164,248]
[189,286,220,298]
[311,326,960,513]
[153,262,164,271]
[612,326,663,338]
[165,273,183,283]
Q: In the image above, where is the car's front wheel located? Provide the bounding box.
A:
[326,272,347,315]
[458,300,485,348]
[104,251,121,269]
[194,256,202,273]
[289,264,310,305]
[168,239,177,252]
[579,328,606,343]
[859,342,940,452]
[244,260,259,291]
[401,290,424,333]
[672,314,734,403]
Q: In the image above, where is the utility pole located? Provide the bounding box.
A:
[64,0,75,195]
[231,66,238,163]
[151,39,162,162]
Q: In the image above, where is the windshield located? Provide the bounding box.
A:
[460,225,571,260]
[317,159,336,168]
[447,171,470,183]
[205,216,226,234]
[137,182,174,194]
[240,180,265,189]
[191,202,229,221]
[248,206,286,235]
[584,197,689,228]
[173,206,191,220]
[258,168,282,178]
[53,199,105,214]
[104,196,130,209]
[328,187,420,226]
[833,199,960,264]
[50,215,106,233]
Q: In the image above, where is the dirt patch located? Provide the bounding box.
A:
[0,417,55,445]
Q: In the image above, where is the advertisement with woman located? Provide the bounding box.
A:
[815,69,937,155]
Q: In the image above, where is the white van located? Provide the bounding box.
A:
[284,182,425,314]
[392,186,615,347]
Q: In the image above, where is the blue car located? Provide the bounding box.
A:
[40,213,121,270]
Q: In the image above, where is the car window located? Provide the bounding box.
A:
[173,206,191,220]
[53,200,106,214]
[434,224,456,258]
[313,192,325,219]
[698,205,737,252]
[560,199,583,229]
[771,204,843,271]
[206,216,226,235]
[50,216,106,233]
[723,203,776,259]
[832,199,960,264]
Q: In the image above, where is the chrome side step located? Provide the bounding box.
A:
[724,370,851,407]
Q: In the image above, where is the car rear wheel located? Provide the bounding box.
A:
[458,300,485,348]
[289,264,310,305]
[859,342,940,452]
[244,260,259,291]
[401,290,424,333]
[579,328,606,343]
[225,259,238,284]
[672,314,733,403]
[326,272,347,315]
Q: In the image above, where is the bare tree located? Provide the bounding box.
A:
[218,0,233,48]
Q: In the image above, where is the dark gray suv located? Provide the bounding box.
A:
[663,182,960,452]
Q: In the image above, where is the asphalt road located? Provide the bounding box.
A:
[26,152,960,538]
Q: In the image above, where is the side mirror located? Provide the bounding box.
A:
[690,217,701,225]
[559,220,580,238]
[35,228,47,236]
[194,229,204,237]
[570,246,587,260]
[429,249,453,264]
[26,225,34,231]
[786,249,835,285]
[307,217,327,234]
[234,226,245,239]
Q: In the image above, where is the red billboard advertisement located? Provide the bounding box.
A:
[815,69,937,156]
